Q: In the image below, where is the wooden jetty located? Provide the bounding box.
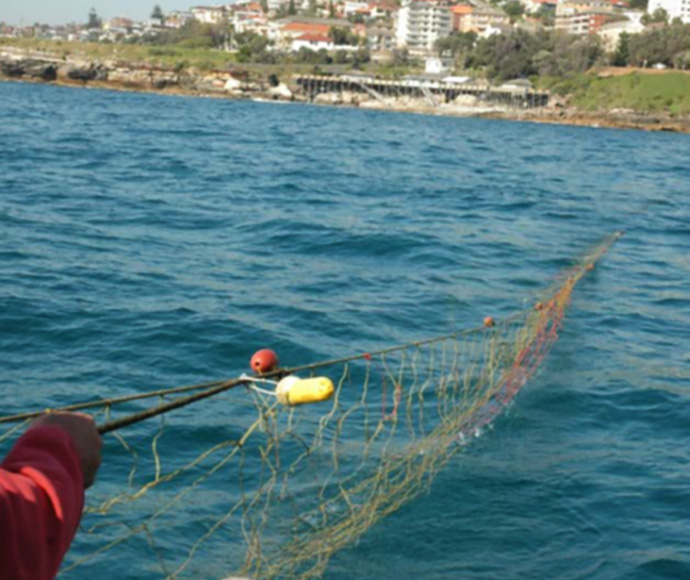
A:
[294,74,550,109]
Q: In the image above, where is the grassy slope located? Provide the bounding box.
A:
[0,37,415,78]
[540,71,690,116]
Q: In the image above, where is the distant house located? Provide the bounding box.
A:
[271,17,350,48]
[451,2,510,33]
[522,0,558,14]
[164,11,194,28]
[232,2,268,35]
[556,10,616,34]
[344,1,370,15]
[555,0,617,34]
[425,56,453,74]
[291,33,335,51]
[368,1,399,19]
[191,6,227,24]
[478,22,512,37]
[104,17,134,31]
[366,26,395,52]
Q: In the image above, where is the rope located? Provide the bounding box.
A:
[0,322,500,429]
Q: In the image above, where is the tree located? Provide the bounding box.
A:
[503,1,525,22]
[611,32,630,66]
[87,7,102,29]
[641,7,668,25]
[329,0,336,18]
[151,4,165,20]
[675,50,690,69]
[464,29,604,79]
[435,31,477,57]
[392,47,410,66]
[535,5,555,26]
[330,26,358,45]
[627,24,690,66]
[288,0,297,16]
[351,48,371,68]
[628,0,648,9]
[532,49,557,76]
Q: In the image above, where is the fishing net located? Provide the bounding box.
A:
[0,233,621,580]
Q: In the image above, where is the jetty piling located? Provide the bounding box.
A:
[295,74,550,109]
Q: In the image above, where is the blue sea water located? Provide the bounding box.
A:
[1,79,689,580]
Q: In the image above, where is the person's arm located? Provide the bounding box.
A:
[0,414,101,580]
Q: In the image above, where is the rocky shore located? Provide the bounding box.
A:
[0,48,295,101]
[2,48,689,135]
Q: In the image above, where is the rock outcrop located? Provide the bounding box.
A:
[0,50,268,99]
[0,58,58,81]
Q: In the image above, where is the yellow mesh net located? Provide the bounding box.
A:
[0,233,622,580]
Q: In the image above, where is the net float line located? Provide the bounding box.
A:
[0,321,507,430]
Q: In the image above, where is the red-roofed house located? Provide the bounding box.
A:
[291,32,335,50]
[270,18,351,47]
[282,21,333,35]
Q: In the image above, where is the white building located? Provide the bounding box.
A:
[395,0,452,55]
[191,6,228,24]
[165,11,194,28]
[291,33,335,50]
[424,56,453,73]
[647,0,690,22]
[344,1,370,15]
[597,18,645,51]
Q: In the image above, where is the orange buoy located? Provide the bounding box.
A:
[483,316,495,328]
[362,353,372,361]
[534,302,544,311]
[250,349,279,374]
[586,263,595,271]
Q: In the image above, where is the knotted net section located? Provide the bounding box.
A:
[0,233,621,580]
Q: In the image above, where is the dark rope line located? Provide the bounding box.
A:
[0,379,229,425]
[0,320,510,428]
[97,378,250,434]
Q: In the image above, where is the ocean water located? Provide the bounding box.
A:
[1,80,689,580]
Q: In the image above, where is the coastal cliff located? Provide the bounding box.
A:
[2,47,689,134]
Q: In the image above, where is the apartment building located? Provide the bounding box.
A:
[451,2,509,32]
[396,0,452,54]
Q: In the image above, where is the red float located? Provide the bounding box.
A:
[483,316,495,328]
[250,349,279,374]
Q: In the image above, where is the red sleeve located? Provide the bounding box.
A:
[0,425,85,580]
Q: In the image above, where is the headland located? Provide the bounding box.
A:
[2,44,689,134]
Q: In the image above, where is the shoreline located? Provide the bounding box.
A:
[2,52,689,135]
